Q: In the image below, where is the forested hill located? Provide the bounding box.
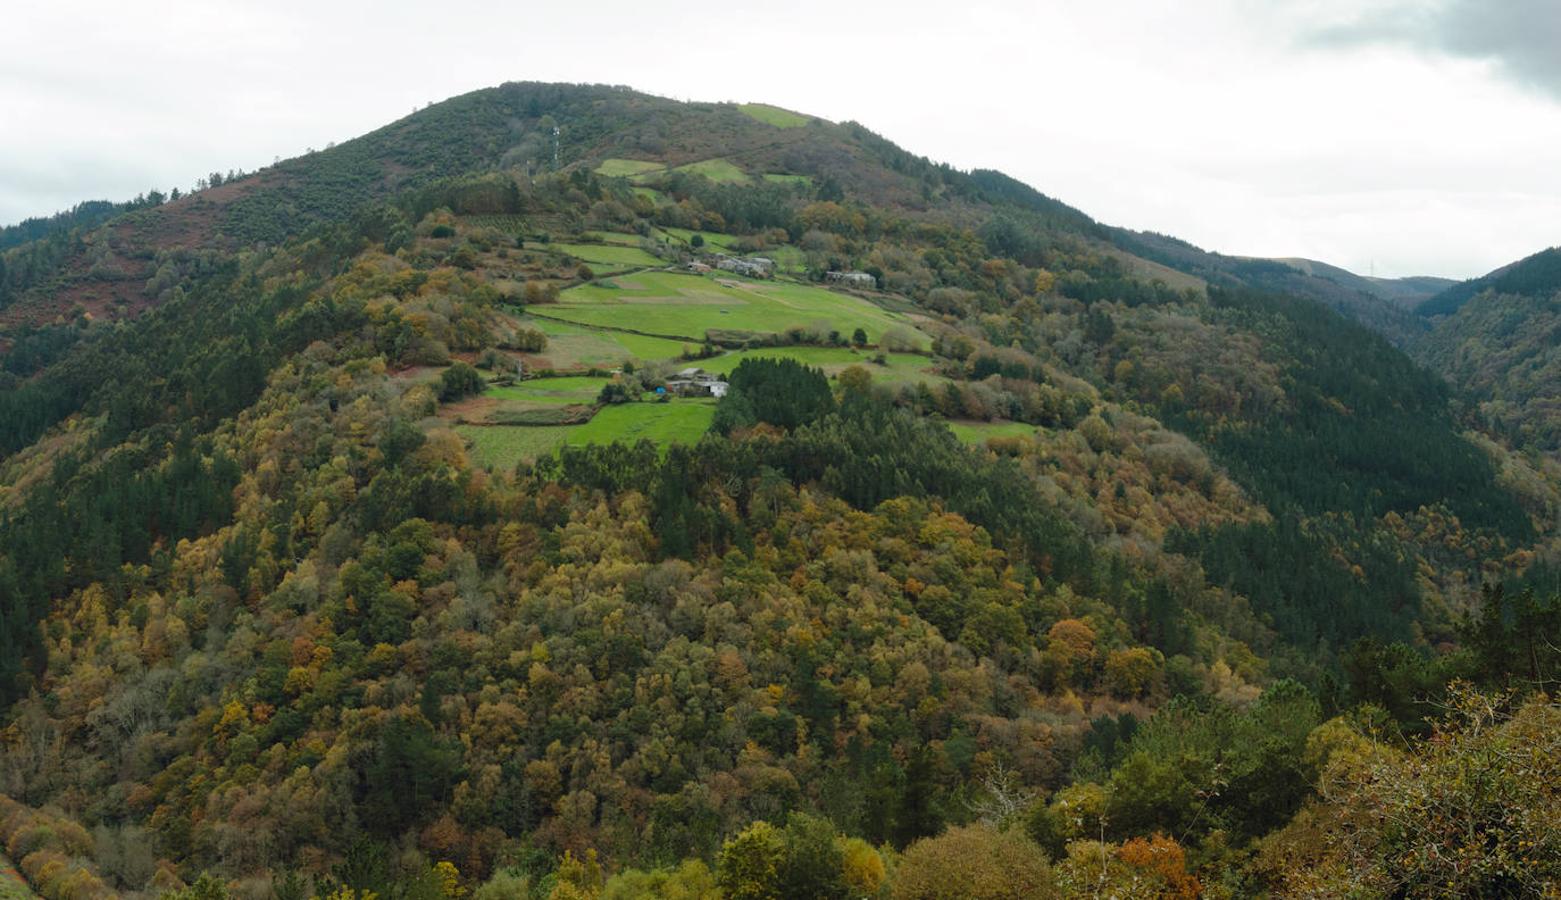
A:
[0,83,1097,330]
[1412,245,1561,461]
[1416,245,1561,319]
[0,82,1557,898]
[1107,227,1432,346]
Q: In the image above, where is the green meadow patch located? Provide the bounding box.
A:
[672,158,750,183]
[947,420,1038,445]
[583,231,649,246]
[509,315,689,368]
[660,228,740,251]
[459,400,715,468]
[550,271,919,344]
[762,173,813,187]
[595,158,665,178]
[487,376,609,407]
[458,424,571,466]
[545,242,664,268]
[571,400,715,446]
[739,103,810,128]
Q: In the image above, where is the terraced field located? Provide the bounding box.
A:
[671,158,750,183]
[488,376,608,407]
[548,271,920,344]
[459,400,715,468]
[658,228,740,251]
[595,158,664,177]
[596,158,751,185]
[583,231,651,246]
[510,315,691,368]
[541,241,664,267]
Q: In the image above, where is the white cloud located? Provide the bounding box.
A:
[2,0,1559,277]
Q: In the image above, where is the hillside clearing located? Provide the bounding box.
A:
[538,241,664,267]
[459,400,714,468]
[510,314,691,368]
[549,271,920,344]
[947,420,1039,444]
[739,103,810,128]
[595,158,665,177]
[672,158,750,183]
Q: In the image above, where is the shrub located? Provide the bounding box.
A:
[891,825,1055,899]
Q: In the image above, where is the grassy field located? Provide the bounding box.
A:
[459,423,571,466]
[544,242,664,267]
[512,315,690,368]
[740,103,810,128]
[571,400,715,446]
[763,173,813,187]
[947,420,1038,444]
[460,400,714,468]
[660,228,740,251]
[488,376,607,406]
[550,271,919,344]
[672,159,750,184]
[583,231,650,246]
[596,158,665,177]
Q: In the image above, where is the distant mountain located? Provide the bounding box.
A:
[1106,229,1431,346]
[1270,257,1455,309]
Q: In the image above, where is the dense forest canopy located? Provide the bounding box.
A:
[0,82,1557,899]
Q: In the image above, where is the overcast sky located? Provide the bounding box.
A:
[4,0,1559,278]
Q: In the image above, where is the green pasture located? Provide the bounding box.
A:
[459,400,715,468]
[947,420,1038,445]
[571,400,715,446]
[660,228,740,250]
[672,158,750,183]
[487,376,607,407]
[545,242,664,267]
[550,271,917,344]
[582,231,648,246]
[459,424,571,466]
[740,104,810,128]
[596,158,664,177]
[511,315,690,368]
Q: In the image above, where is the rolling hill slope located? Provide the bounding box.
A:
[0,81,1554,896]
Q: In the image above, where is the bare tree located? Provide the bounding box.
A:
[967,762,1035,827]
